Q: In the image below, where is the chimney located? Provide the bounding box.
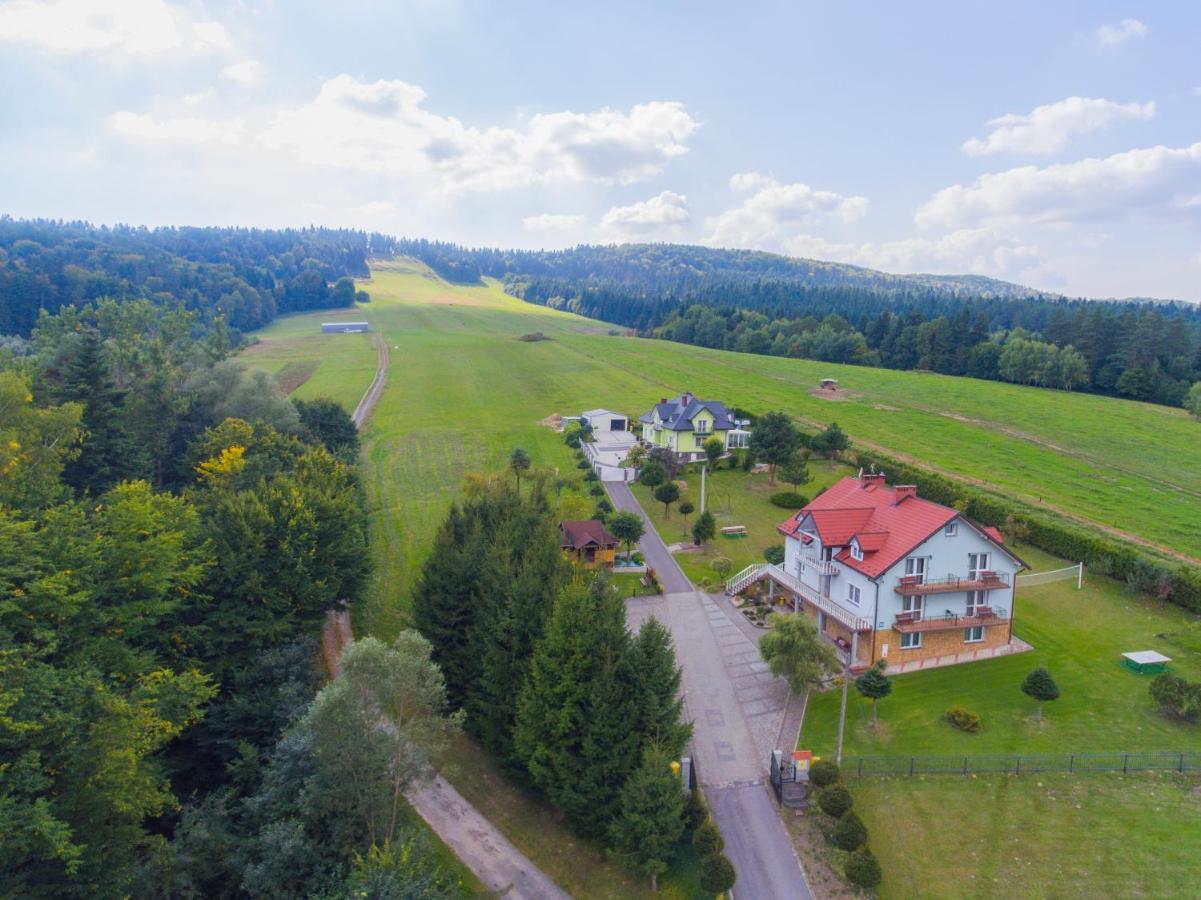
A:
[861,473,886,489]
[659,397,668,405]
[894,485,917,504]
[681,391,692,405]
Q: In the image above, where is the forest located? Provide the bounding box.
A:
[392,240,1201,408]
[0,219,400,338]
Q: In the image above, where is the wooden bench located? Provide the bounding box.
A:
[720,525,748,538]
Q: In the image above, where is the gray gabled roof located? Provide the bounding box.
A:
[638,394,735,432]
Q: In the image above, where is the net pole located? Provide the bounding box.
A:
[1077,562,1083,590]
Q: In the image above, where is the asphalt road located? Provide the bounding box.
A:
[608,482,812,899]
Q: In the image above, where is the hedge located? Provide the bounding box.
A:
[850,449,1201,614]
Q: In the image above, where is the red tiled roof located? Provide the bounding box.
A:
[559,519,619,550]
[982,526,1005,544]
[776,476,960,578]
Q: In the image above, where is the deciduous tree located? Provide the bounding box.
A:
[748,411,801,484]
[759,614,841,695]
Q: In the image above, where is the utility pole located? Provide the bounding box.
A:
[835,630,858,766]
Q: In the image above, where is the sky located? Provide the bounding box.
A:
[2,1,1200,300]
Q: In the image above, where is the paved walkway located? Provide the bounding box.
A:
[407,777,569,900]
[611,483,811,900]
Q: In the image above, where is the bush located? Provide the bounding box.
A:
[763,544,785,565]
[699,852,737,894]
[595,497,613,513]
[809,760,840,788]
[943,705,982,732]
[692,819,724,855]
[845,847,883,889]
[576,460,590,469]
[770,491,808,508]
[584,469,599,482]
[518,331,550,342]
[833,811,868,851]
[1149,674,1201,722]
[817,784,852,818]
[588,484,605,497]
[684,791,709,835]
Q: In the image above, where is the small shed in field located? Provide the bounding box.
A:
[819,378,839,390]
[322,321,370,334]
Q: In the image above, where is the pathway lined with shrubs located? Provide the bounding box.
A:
[612,481,813,899]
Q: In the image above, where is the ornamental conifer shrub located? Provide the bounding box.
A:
[845,847,883,889]
[817,784,853,818]
[833,811,868,851]
[809,760,840,787]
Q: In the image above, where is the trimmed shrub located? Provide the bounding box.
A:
[588,484,605,497]
[944,705,982,732]
[1149,673,1201,722]
[770,491,808,508]
[817,784,852,818]
[595,498,613,513]
[565,435,581,449]
[845,848,882,889]
[833,811,868,851]
[584,469,599,482]
[699,852,737,894]
[683,790,709,835]
[692,819,724,856]
[809,760,840,788]
[763,544,785,565]
[576,460,590,469]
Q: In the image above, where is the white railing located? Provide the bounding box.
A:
[725,563,871,632]
[804,554,840,576]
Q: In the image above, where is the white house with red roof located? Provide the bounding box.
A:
[727,472,1028,673]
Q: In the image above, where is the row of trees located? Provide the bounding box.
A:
[0,298,467,896]
[412,481,698,886]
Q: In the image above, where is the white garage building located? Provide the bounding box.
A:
[581,408,629,433]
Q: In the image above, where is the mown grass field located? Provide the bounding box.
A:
[630,460,852,588]
[242,260,1201,898]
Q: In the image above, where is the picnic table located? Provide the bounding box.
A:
[1121,650,1171,674]
[720,525,748,538]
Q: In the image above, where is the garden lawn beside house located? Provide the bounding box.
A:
[802,543,1201,757]
[854,772,1201,900]
[630,461,852,589]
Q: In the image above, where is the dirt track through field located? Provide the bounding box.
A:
[352,333,389,429]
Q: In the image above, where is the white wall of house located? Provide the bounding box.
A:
[782,514,1019,633]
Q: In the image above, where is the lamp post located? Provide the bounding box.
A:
[835,630,858,766]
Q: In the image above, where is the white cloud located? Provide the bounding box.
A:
[220,59,263,85]
[354,201,397,215]
[0,0,230,57]
[522,213,586,232]
[107,110,243,145]
[785,228,1047,282]
[1095,18,1148,47]
[963,96,1155,156]
[916,142,1201,229]
[599,191,690,241]
[180,89,216,108]
[256,75,697,191]
[703,173,868,249]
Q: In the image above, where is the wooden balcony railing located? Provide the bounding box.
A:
[896,571,1009,596]
[893,605,1009,634]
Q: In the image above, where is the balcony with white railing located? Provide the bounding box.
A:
[893,605,1010,634]
[725,563,871,632]
[804,554,840,577]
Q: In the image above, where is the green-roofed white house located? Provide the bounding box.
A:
[638,391,750,462]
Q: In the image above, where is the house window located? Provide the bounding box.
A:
[902,595,924,620]
[847,584,861,606]
[727,431,748,449]
[964,626,984,643]
[904,556,928,583]
[966,590,987,616]
[850,543,863,561]
[968,552,991,580]
[695,418,710,434]
[900,632,923,649]
[944,522,958,537]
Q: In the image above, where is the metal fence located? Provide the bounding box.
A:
[845,750,1201,778]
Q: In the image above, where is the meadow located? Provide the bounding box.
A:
[242,260,1201,898]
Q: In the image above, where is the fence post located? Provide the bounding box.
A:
[1180,752,1186,774]
[909,757,915,777]
[1069,754,1074,773]
[1015,756,1021,775]
[858,757,864,777]
[1123,753,1129,774]
[963,757,968,776]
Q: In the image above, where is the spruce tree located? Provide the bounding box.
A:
[607,748,686,892]
[1021,667,1060,721]
[854,660,892,727]
[515,584,642,833]
[629,618,692,758]
[55,329,142,494]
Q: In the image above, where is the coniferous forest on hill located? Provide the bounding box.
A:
[394,240,1201,409]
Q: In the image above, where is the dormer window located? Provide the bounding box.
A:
[695,418,710,434]
[850,541,863,561]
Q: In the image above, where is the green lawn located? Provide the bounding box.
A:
[854,773,1201,900]
[445,737,703,899]
[630,461,852,588]
[802,543,1201,757]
